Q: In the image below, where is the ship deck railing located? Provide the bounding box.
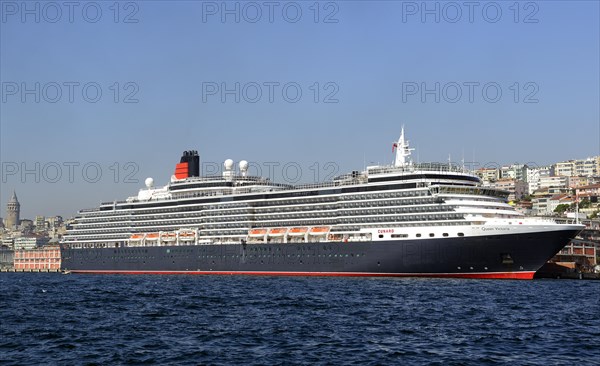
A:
[367,162,469,175]
[79,208,100,213]
[100,200,128,206]
[82,163,475,209]
[172,175,366,191]
[430,185,510,200]
[169,177,366,196]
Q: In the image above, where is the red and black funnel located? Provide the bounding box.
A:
[174,150,200,179]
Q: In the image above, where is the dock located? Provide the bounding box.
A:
[0,268,62,273]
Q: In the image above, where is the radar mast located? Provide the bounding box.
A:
[393,126,415,167]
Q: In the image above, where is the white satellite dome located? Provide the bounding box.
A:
[239,160,249,171]
[145,177,154,188]
[224,159,234,170]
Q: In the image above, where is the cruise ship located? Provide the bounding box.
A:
[60,128,583,279]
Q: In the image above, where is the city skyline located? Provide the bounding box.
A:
[1,1,599,219]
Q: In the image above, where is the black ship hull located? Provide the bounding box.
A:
[60,229,580,280]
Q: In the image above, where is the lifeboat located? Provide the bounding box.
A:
[268,228,288,237]
[288,227,308,236]
[179,231,196,241]
[130,234,144,240]
[146,233,159,240]
[248,229,268,237]
[162,232,177,241]
[309,226,330,235]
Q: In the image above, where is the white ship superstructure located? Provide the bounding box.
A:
[64,129,565,248]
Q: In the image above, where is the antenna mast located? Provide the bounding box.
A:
[393,126,415,167]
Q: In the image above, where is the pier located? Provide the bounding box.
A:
[0,268,61,273]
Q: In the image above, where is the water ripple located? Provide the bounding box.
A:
[1,274,598,365]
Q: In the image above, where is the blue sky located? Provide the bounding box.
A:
[1,0,599,219]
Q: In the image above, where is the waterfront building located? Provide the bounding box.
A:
[539,176,570,194]
[475,168,499,182]
[13,244,61,271]
[555,157,600,177]
[1,237,14,249]
[46,216,63,230]
[576,184,600,199]
[532,197,549,216]
[589,177,600,185]
[575,157,600,177]
[514,201,533,216]
[499,166,515,179]
[35,216,46,232]
[569,176,590,189]
[19,219,34,234]
[555,161,576,177]
[527,182,539,196]
[5,191,20,229]
[486,179,528,202]
[547,194,573,215]
[510,164,528,182]
[526,166,553,195]
[496,164,528,181]
[14,236,49,250]
[555,241,597,268]
[531,195,572,216]
[0,248,14,270]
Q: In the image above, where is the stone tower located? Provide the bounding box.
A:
[5,191,20,229]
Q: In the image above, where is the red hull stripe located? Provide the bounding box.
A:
[69,270,535,280]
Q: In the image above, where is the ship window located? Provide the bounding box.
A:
[378,234,384,239]
[458,233,464,237]
[429,233,435,237]
[443,233,449,237]
[416,233,421,237]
